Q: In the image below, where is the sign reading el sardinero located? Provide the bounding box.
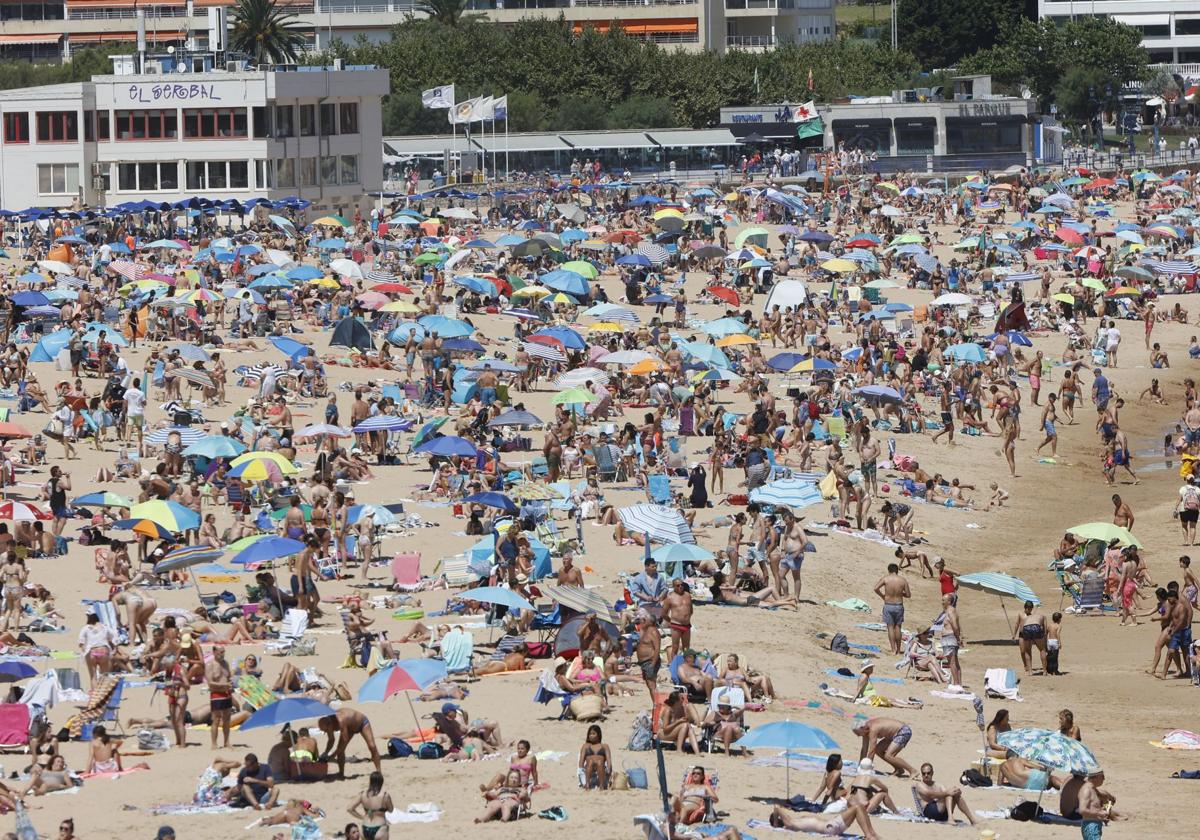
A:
[123,82,224,104]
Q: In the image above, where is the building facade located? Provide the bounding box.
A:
[0,57,387,212]
[0,0,835,60]
[1037,1,1200,70]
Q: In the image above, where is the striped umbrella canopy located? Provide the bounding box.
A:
[748,478,823,509]
[72,492,134,508]
[596,349,656,366]
[167,367,215,389]
[357,659,448,702]
[617,503,696,545]
[0,501,52,521]
[541,584,619,624]
[294,424,351,439]
[352,415,414,433]
[956,572,1039,605]
[636,242,670,264]
[154,543,224,573]
[239,363,287,382]
[229,458,287,483]
[553,367,610,389]
[107,260,145,282]
[523,342,567,363]
[130,499,201,532]
[145,426,207,446]
[998,729,1100,775]
[231,451,299,475]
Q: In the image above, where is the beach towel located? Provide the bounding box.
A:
[824,598,872,613]
[386,803,442,824]
[825,669,904,685]
[439,629,474,673]
[930,689,978,701]
[236,675,278,711]
[780,699,870,723]
[984,668,1021,701]
[65,674,119,739]
[1151,730,1200,749]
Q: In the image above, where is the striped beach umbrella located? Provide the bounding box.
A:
[145,426,206,447]
[129,500,201,532]
[167,367,214,389]
[997,729,1100,776]
[748,478,823,509]
[541,584,619,624]
[617,503,695,545]
[553,368,609,389]
[523,342,567,363]
[352,415,414,433]
[0,501,52,521]
[956,572,1040,605]
[154,543,224,573]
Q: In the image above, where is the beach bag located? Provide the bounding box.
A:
[525,641,551,658]
[624,762,648,789]
[960,768,992,787]
[137,730,168,751]
[1010,801,1045,822]
[569,694,603,721]
[829,633,850,655]
[1185,487,1200,511]
[627,711,654,751]
[387,737,414,758]
[417,742,445,760]
[610,770,629,790]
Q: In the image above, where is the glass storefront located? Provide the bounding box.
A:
[831,119,891,154]
[945,117,1024,154]
[895,118,935,155]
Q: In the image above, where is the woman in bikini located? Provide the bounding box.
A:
[87,725,123,774]
[475,769,529,823]
[348,770,393,839]
[846,756,900,814]
[578,725,611,790]
[0,552,26,633]
[658,691,701,753]
[112,585,157,644]
[676,766,717,824]
[483,738,539,792]
[718,653,775,699]
[812,754,845,806]
[22,754,74,796]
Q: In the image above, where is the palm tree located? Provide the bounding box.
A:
[230,0,309,65]
[416,0,480,27]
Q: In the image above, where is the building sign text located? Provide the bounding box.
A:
[125,83,224,104]
[958,102,1011,118]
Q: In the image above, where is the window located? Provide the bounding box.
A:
[84,110,94,142]
[253,106,272,139]
[229,160,249,189]
[4,113,28,144]
[320,155,337,185]
[300,157,317,186]
[36,111,77,142]
[1179,19,1200,37]
[300,105,315,137]
[138,162,159,191]
[207,161,227,189]
[339,102,358,134]
[183,109,247,139]
[319,103,336,135]
[276,158,296,188]
[255,160,273,189]
[340,154,358,185]
[186,161,206,191]
[118,162,138,191]
[160,161,179,190]
[275,105,294,137]
[96,111,109,141]
[37,163,79,195]
[116,161,176,191]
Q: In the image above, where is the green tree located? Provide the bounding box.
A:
[897,0,1025,70]
[553,95,607,131]
[1053,65,1115,125]
[415,0,480,28]
[608,97,675,129]
[229,0,308,65]
[381,91,456,135]
[503,91,548,133]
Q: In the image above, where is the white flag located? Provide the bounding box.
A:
[449,97,483,124]
[793,100,818,122]
[493,95,508,122]
[478,96,496,121]
[421,84,455,110]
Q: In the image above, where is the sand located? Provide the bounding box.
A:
[7,212,1199,840]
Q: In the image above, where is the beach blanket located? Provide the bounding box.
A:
[930,689,978,702]
[825,669,904,685]
[151,803,242,816]
[807,524,899,549]
[824,598,873,613]
[386,803,442,824]
[689,825,754,840]
[81,767,149,780]
[781,699,870,723]
[1151,730,1200,749]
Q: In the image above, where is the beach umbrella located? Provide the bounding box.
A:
[0,421,30,440]
[418,315,474,338]
[154,543,224,573]
[734,720,839,796]
[230,536,305,566]
[113,519,175,540]
[357,659,447,703]
[1066,522,1141,548]
[183,436,248,458]
[553,368,609,389]
[129,500,200,532]
[998,729,1100,776]
[597,350,656,366]
[242,697,336,731]
[532,326,587,350]
[230,451,299,475]
[552,387,593,406]
[957,572,1040,632]
[462,491,518,514]
[488,409,544,429]
[930,292,971,307]
[0,662,37,683]
[145,426,206,447]
[748,478,822,509]
[787,357,836,373]
[167,368,215,390]
[540,269,589,297]
[0,501,51,521]
[651,543,715,566]
[269,504,312,523]
[352,415,414,434]
[415,435,477,458]
[229,458,287,483]
[541,584,619,624]
[945,342,987,363]
[854,385,902,404]
[72,492,134,508]
[617,504,696,545]
[294,424,351,439]
[457,585,534,612]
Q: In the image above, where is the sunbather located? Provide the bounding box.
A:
[21,754,74,796]
[259,798,324,827]
[658,691,701,753]
[676,765,717,824]
[768,802,880,839]
[844,757,899,814]
[475,769,529,823]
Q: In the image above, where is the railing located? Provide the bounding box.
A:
[317,2,407,11]
[640,31,699,44]
[1148,63,1200,77]
[726,34,775,47]
[68,3,313,19]
[726,0,792,10]
[575,0,697,6]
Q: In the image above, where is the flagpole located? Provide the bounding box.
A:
[451,100,457,186]
[504,115,510,182]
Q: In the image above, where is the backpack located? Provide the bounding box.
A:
[1185,488,1199,511]
[829,633,850,656]
[960,768,992,787]
[627,711,654,752]
[1010,801,1045,822]
[417,741,445,760]
[387,737,414,758]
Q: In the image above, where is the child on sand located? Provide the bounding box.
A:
[987,482,1009,511]
[1046,612,1063,676]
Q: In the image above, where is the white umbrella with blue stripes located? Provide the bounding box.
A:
[748,478,823,509]
[617,503,695,545]
[145,426,206,446]
[957,572,1039,634]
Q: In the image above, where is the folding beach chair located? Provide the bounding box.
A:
[391,553,422,590]
[266,608,310,655]
[1067,575,1106,615]
[438,627,476,681]
[590,445,621,482]
[533,666,575,719]
[97,678,127,735]
[0,703,30,752]
[764,448,791,481]
[646,475,672,506]
[435,554,483,588]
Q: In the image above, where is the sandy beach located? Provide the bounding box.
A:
[4,202,1198,840]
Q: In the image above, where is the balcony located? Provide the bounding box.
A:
[726,0,792,9]
[68,3,314,20]
[726,34,775,48]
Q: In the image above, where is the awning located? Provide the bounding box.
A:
[572,18,697,35]
[648,128,738,148]
[475,134,571,153]
[382,135,480,156]
[560,130,658,150]
[0,34,61,44]
[71,30,184,42]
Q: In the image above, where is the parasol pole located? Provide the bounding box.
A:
[403,689,426,746]
[999,594,1014,636]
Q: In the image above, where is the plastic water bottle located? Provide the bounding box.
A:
[14,800,37,840]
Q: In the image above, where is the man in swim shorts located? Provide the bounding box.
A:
[873,562,910,655]
[915,763,978,825]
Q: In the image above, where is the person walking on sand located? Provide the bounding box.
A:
[940,593,964,686]
[1013,600,1049,675]
[1037,393,1059,457]
[1116,551,1140,627]
[873,562,909,655]
[1112,494,1134,531]
[853,717,917,778]
[635,612,661,709]
[205,645,233,750]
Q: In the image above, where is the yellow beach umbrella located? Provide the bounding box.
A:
[308,276,341,289]
[511,287,550,300]
[230,451,299,475]
[380,301,420,313]
[628,359,664,376]
[820,258,858,273]
[589,322,624,332]
[1052,293,1076,304]
[716,334,757,347]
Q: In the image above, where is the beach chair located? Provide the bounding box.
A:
[391,553,422,590]
[266,608,310,655]
[646,475,672,506]
[0,703,30,752]
[340,610,372,669]
[535,519,577,557]
[709,685,745,710]
[667,654,711,704]
[83,598,128,645]
[436,554,483,588]
[533,667,575,719]
[439,627,476,680]
[531,603,562,642]
[764,448,791,481]
[96,678,127,735]
[590,445,621,482]
[65,675,123,739]
[1067,575,1106,615]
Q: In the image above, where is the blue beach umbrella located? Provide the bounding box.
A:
[242,697,336,731]
[231,536,306,565]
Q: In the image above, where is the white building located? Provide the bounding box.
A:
[0,0,835,59]
[0,53,387,213]
[1038,1,1200,70]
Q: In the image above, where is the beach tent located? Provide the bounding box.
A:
[29,328,71,363]
[122,306,149,339]
[762,280,807,313]
[994,301,1029,333]
[467,533,552,581]
[330,316,373,351]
